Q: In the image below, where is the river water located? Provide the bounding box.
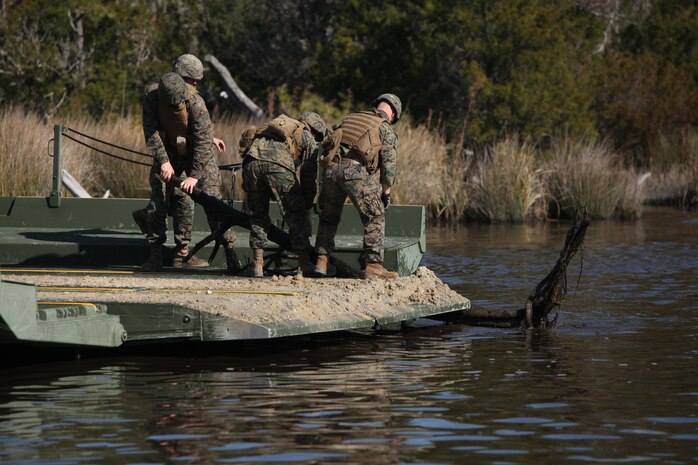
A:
[1,207,697,464]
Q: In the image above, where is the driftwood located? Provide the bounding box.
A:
[204,54,264,119]
[62,169,91,198]
[61,169,110,198]
[459,208,592,329]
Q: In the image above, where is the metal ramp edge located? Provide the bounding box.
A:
[0,280,126,347]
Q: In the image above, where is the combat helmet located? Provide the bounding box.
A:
[372,93,402,123]
[173,54,204,81]
[298,111,328,141]
[159,72,187,106]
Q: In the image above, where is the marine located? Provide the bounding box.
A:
[133,54,230,270]
[241,112,327,277]
[314,93,401,279]
[137,57,239,273]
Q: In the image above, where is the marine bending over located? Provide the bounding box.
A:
[314,93,402,279]
[241,112,328,277]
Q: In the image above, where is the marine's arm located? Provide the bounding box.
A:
[188,94,216,179]
[299,131,319,209]
[378,122,398,193]
[142,86,174,180]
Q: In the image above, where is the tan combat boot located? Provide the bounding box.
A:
[141,244,163,271]
[173,246,209,268]
[251,248,264,278]
[314,254,336,277]
[364,262,398,279]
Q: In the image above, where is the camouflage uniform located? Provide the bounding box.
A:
[142,81,236,251]
[145,163,194,248]
[242,130,317,255]
[315,108,397,264]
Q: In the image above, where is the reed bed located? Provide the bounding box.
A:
[0,107,257,200]
[0,106,55,197]
[468,136,546,222]
[391,122,470,222]
[0,108,151,198]
[61,113,149,198]
[546,136,643,219]
[0,108,691,221]
[646,130,698,206]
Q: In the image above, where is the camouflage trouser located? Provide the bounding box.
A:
[145,163,193,248]
[314,160,385,264]
[242,158,311,255]
[146,158,236,248]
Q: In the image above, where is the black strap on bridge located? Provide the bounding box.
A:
[64,127,152,158]
[61,132,153,167]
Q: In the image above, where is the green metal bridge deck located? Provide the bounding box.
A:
[0,196,425,276]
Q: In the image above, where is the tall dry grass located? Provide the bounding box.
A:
[392,121,470,222]
[212,113,262,200]
[0,107,151,198]
[61,113,149,198]
[0,106,56,196]
[468,135,547,222]
[546,135,643,219]
[647,130,698,206]
[2,108,691,221]
[0,107,257,199]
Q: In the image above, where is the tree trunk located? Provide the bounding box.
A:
[204,54,264,119]
[68,10,87,88]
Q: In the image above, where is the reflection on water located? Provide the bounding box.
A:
[1,207,697,464]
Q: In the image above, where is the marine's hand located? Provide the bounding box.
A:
[159,162,175,182]
[381,192,391,210]
[242,195,251,215]
[214,137,226,154]
[180,177,199,194]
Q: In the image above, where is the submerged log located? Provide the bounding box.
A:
[460,208,592,329]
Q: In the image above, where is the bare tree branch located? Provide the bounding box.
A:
[204,54,264,119]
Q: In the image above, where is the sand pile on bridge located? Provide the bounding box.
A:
[3,266,467,325]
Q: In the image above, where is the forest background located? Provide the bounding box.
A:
[0,0,696,222]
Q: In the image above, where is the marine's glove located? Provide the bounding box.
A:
[381,192,391,210]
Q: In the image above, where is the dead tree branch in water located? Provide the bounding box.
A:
[459,208,591,329]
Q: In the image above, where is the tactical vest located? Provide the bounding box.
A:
[256,114,306,159]
[339,110,384,173]
[238,126,258,157]
[157,83,196,157]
